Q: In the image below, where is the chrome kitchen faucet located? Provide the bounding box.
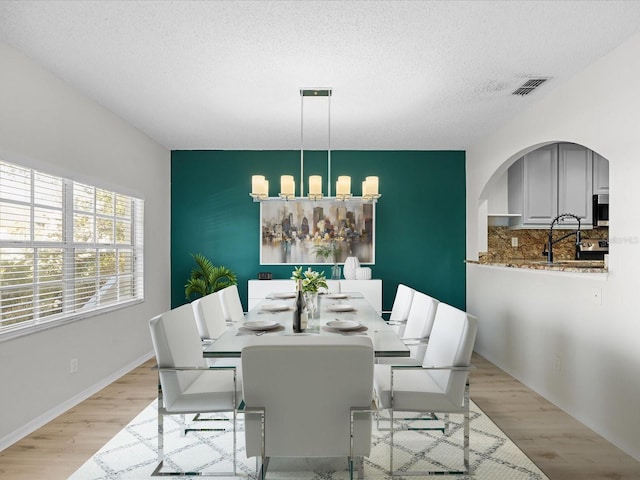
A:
[543,213,582,263]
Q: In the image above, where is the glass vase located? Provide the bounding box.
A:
[304,291,319,320]
[331,263,342,280]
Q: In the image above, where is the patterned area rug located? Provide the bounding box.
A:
[70,400,548,479]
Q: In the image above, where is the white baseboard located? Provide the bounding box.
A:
[0,350,155,452]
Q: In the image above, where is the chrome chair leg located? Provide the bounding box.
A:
[388,379,471,477]
[157,378,165,467]
[152,372,238,477]
[347,456,364,479]
[233,409,237,475]
[256,456,269,480]
[390,406,395,475]
[463,382,470,473]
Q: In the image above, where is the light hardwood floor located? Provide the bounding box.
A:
[1,353,639,479]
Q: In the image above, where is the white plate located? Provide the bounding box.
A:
[328,304,355,312]
[272,292,296,299]
[261,303,291,312]
[326,320,362,331]
[244,320,280,331]
[326,293,349,299]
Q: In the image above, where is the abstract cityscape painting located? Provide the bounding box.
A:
[260,199,375,265]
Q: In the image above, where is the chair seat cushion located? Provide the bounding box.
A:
[374,364,463,413]
[164,369,241,413]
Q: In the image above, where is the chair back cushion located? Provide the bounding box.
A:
[389,284,415,321]
[220,284,245,323]
[422,303,478,405]
[403,292,439,360]
[192,290,227,340]
[242,335,374,458]
[149,303,207,409]
[403,291,438,339]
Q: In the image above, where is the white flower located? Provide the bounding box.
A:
[291,266,328,293]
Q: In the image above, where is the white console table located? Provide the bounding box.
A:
[248,279,382,313]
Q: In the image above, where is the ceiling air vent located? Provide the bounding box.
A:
[512,78,550,96]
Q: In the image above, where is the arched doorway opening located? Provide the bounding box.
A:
[477,142,609,264]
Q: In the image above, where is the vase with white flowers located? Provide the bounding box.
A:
[291,266,328,319]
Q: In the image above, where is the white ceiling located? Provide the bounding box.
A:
[1,1,640,151]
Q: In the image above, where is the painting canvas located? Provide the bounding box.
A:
[260,199,375,265]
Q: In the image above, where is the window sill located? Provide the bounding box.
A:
[0,298,144,343]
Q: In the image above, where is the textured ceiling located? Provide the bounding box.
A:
[1,1,640,151]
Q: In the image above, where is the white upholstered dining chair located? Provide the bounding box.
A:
[399,291,439,359]
[374,303,477,477]
[191,290,227,341]
[148,303,241,476]
[219,284,245,323]
[378,291,439,366]
[240,335,376,480]
[385,284,415,330]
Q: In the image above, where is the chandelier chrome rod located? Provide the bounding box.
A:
[327,91,331,197]
[301,88,332,198]
[300,89,305,197]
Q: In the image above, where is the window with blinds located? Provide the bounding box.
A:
[0,160,144,336]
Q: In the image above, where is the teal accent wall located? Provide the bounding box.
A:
[171,150,466,312]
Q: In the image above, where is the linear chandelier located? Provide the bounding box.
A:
[250,88,381,202]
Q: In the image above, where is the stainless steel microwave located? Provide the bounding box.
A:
[593,194,609,227]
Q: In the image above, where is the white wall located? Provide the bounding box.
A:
[466,33,640,460]
[485,169,508,214]
[0,41,171,449]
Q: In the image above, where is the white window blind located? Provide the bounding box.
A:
[0,160,144,336]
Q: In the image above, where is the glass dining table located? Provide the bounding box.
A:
[203,292,410,359]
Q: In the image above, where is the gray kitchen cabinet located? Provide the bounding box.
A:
[508,143,593,228]
[508,144,558,226]
[593,152,610,195]
[558,143,592,225]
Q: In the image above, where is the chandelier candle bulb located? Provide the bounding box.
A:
[336,176,351,197]
[309,175,322,196]
[366,176,379,195]
[280,175,295,198]
[252,175,267,196]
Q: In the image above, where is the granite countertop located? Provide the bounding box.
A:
[466,258,607,273]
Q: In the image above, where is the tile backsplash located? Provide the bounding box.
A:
[479,226,608,263]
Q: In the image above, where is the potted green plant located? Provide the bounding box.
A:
[184,253,237,301]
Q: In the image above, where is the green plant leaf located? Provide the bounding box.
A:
[208,266,238,293]
[185,277,208,300]
[185,253,237,300]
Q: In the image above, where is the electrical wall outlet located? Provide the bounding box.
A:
[554,354,562,372]
[511,237,518,247]
[70,358,79,374]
